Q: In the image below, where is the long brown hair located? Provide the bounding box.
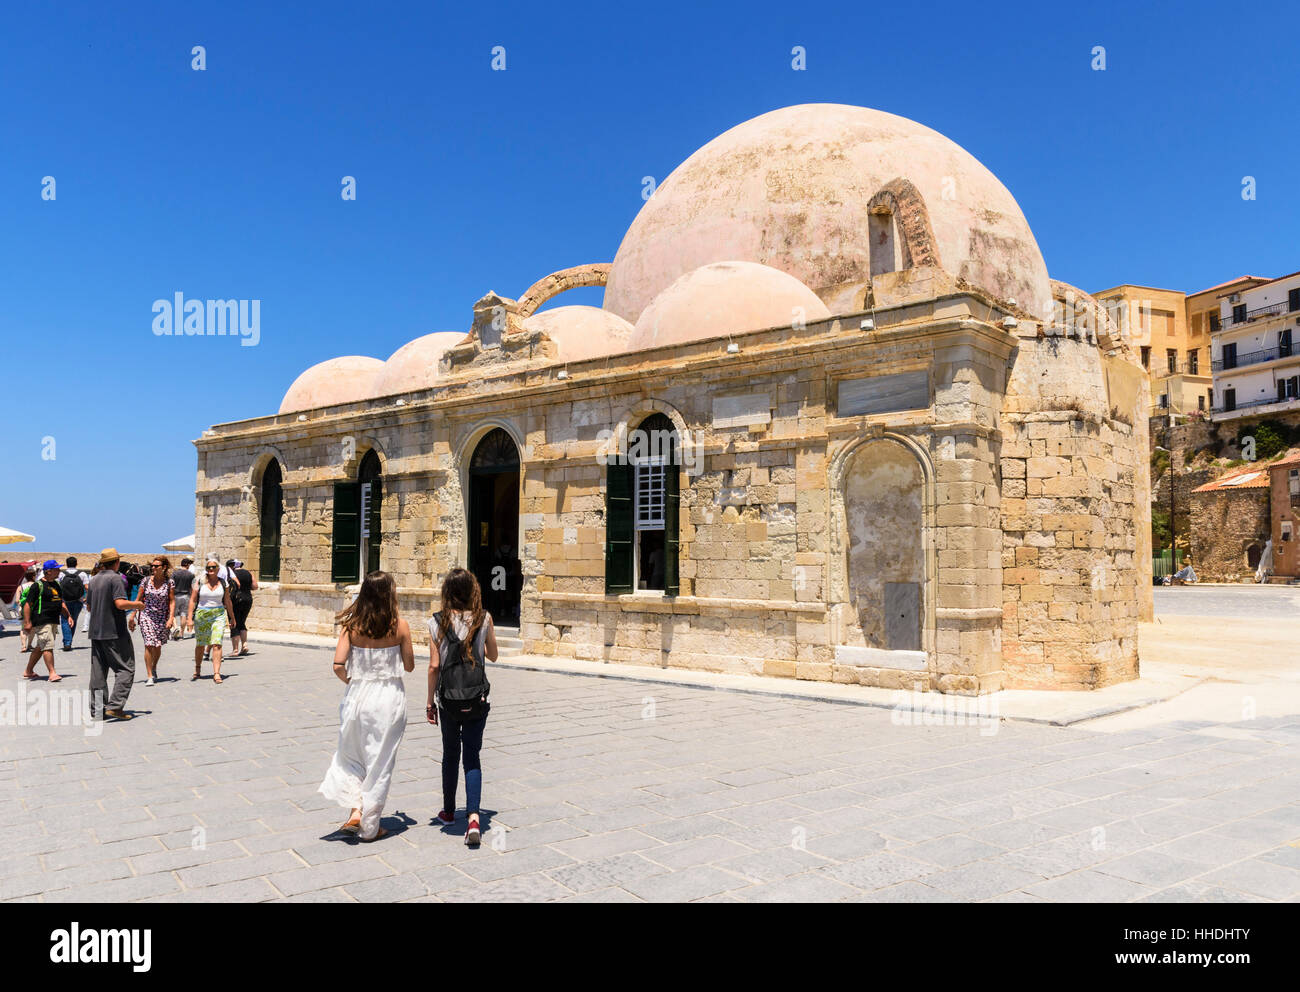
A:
[437,568,485,667]
[336,571,399,640]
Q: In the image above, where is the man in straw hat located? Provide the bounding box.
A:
[87,547,145,721]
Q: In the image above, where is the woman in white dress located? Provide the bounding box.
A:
[319,571,414,841]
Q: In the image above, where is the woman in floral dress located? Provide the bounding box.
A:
[129,557,175,686]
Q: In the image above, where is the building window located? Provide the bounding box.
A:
[1224,388,1236,412]
[1166,348,1177,374]
[868,208,903,276]
[1140,346,1150,369]
[1158,394,1168,408]
[1284,521,1294,543]
[1289,469,1299,497]
[1188,349,1199,375]
[1209,312,1220,333]
[1232,303,1247,324]
[258,459,283,581]
[1280,327,1293,358]
[1198,395,1205,411]
[606,412,680,595]
[1289,288,1300,312]
[331,449,382,583]
[1222,342,1237,370]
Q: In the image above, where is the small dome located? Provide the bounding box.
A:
[279,356,384,414]
[372,331,468,397]
[522,305,633,362]
[605,104,1052,322]
[627,261,831,352]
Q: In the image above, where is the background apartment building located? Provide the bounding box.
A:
[1093,284,1212,418]
[1211,271,1300,421]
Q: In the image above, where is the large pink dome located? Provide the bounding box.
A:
[603,104,1052,322]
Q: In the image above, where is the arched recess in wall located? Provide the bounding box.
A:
[828,434,935,661]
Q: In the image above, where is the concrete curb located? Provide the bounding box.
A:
[249,633,1194,729]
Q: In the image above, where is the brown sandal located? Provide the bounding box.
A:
[361,827,388,843]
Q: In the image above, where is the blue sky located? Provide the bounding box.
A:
[3,0,1298,552]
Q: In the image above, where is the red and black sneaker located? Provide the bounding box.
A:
[434,810,454,826]
[465,814,481,847]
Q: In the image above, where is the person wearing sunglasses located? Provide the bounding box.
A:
[129,557,175,686]
[185,558,236,684]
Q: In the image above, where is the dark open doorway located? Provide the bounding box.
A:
[468,428,521,626]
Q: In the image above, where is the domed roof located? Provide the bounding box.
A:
[627,261,831,352]
[372,331,468,398]
[522,305,633,362]
[279,356,384,414]
[604,104,1052,322]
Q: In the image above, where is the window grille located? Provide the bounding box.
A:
[635,460,666,531]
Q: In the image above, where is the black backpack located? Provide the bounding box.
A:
[435,612,491,718]
[59,571,85,601]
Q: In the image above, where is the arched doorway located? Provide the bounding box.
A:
[258,459,283,581]
[468,428,521,626]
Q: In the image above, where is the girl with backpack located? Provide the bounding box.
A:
[319,571,414,841]
[427,568,497,846]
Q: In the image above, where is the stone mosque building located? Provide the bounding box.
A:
[195,104,1152,694]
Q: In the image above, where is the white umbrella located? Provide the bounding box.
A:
[0,526,36,545]
[163,533,196,552]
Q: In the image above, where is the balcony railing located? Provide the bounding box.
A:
[1210,394,1300,415]
[1224,300,1297,326]
[1212,343,1296,372]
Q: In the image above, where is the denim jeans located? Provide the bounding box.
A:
[61,601,85,648]
[439,706,488,815]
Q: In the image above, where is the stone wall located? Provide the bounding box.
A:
[1189,489,1270,582]
[998,329,1146,691]
[195,292,1143,694]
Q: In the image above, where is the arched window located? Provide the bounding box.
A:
[258,459,283,581]
[331,449,383,583]
[869,207,903,276]
[606,412,679,594]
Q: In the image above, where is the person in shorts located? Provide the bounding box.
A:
[22,560,70,682]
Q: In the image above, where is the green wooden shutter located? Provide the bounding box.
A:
[605,461,634,594]
[664,462,680,596]
[332,481,361,583]
[366,478,382,575]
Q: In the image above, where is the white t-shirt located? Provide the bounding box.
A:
[60,569,89,600]
[428,610,492,648]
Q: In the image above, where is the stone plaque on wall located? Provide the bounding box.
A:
[712,392,771,429]
[838,370,929,417]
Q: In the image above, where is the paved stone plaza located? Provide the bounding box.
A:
[2,630,1299,903]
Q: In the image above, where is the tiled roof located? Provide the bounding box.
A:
[1193,468,1271,493]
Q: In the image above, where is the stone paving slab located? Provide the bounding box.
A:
[2,632,1299,902]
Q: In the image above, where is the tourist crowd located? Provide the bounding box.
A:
[11,551,493,847]
[12,549,258,719]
